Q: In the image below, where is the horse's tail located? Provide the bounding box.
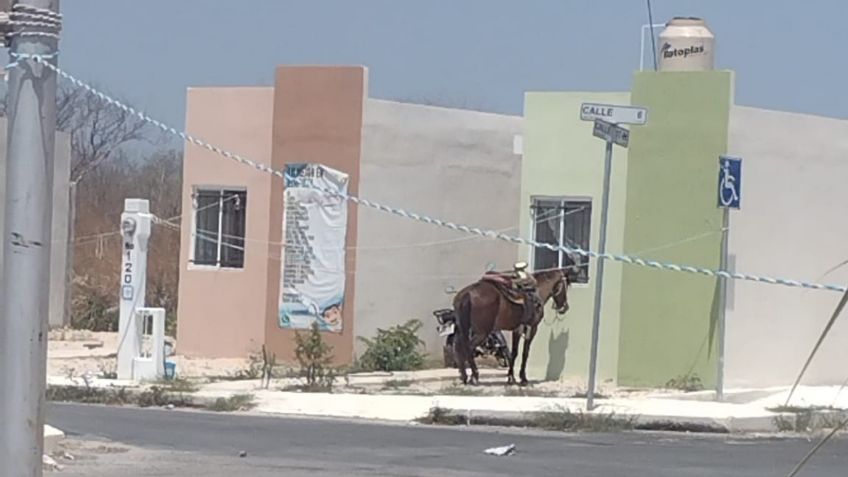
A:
[455,291,473,342]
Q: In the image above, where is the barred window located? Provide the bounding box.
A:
[191,188,247,268]
[531,198,592,284]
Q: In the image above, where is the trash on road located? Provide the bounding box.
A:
[484,444,516,456]
[238,450,248,458]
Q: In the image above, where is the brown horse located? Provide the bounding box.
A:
[451,269,571,385]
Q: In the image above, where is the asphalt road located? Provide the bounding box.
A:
[47,403,847,476]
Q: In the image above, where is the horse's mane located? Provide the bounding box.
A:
[533,269,570,286]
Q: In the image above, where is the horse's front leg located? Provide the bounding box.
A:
[519,325,538,386]
[507,330,521,385]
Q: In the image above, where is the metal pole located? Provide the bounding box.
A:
[0,1,60,474]
[63,181,76,327]
[716,207,729,401]
[586,139,614,411]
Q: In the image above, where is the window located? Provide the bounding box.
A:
[531,198,592,284]
[191,188,247,268]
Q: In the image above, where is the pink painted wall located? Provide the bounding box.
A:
[176,87,274,357]
[263,66,366,365]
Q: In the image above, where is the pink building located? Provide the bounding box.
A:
[177,66,522,364]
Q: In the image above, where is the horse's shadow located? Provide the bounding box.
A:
[545,330,569,381]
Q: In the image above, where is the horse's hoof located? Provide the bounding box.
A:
[507,376,516,386]
[519,379,529,387]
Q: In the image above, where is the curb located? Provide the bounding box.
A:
[44,425,65,454]
[45,384,848,435]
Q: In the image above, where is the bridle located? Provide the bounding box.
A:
[551,272,570,315]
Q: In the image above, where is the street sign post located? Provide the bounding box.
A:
[715,155,742,402]
[593,119,630,148]
[581,102,648,125]
[584,107,645,411]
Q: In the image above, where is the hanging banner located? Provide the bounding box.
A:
[279,163,349,333]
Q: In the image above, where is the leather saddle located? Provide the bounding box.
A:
[481,272,526,306]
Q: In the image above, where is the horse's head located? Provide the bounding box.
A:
[536,269,571,315]
[551,271,570,315]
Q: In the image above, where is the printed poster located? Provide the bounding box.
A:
[279,163,349,332]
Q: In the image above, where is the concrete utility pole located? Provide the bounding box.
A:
[0,0,61,474]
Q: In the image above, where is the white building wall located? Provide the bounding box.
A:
[726,106,848,387]
[355,99,522,355]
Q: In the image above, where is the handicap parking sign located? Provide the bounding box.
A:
[718,156,741,209]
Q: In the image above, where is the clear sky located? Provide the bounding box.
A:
[46,0,848,129]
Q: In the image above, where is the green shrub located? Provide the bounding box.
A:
[665,374,704,392]
[357,319,426,372]
[294,322,337,392]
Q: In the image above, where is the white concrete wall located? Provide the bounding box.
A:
[355,99,522,356]
[726,106,848,387]
[0,117,72,328]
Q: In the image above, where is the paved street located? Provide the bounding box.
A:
[48,403,846,476]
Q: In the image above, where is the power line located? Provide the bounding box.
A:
[646,0,659,70]
[8,54,847,294]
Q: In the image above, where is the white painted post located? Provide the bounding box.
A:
[117,199,151,380]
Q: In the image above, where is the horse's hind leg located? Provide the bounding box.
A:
[507,331,521,385]
[519,325,538,386]
[453,336,469,385]
[468,351,480,385]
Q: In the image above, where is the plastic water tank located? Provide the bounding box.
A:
[658,17,715,71]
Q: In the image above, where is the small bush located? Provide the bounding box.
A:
[98,362,118,380]
[294,322,337,392]
[665,374,704,392]
[70,278,119,332]
[137,386,168,408]
[356,319,426,372]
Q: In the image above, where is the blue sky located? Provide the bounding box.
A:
[48,0,848,129]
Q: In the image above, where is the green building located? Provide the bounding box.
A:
[520,71,734,388]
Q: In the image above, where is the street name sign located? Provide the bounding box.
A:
[581,102,648,125]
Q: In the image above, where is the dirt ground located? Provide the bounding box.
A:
[48,329,251,380]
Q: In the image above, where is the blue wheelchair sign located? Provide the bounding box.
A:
[718,156,741,209]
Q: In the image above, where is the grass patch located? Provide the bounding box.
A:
[634,421,727,433]
[439,385,484,396]
[206,393,256,412]
[417,406,636,432]
[768,405,848,432]
[417,407,466,426]
[147,377,199,394]
[280,383,336,393]
[533,409,636,432]
[46,384,195,408]
[571,391,609,400]
[382,379,414,390]
[504,387,557,398]
[47,385,132,405]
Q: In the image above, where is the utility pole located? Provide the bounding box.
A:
[63,180,75,326]
[0,0,61,475]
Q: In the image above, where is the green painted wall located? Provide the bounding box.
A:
[520,92,630,385]
[617,71,734,388]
